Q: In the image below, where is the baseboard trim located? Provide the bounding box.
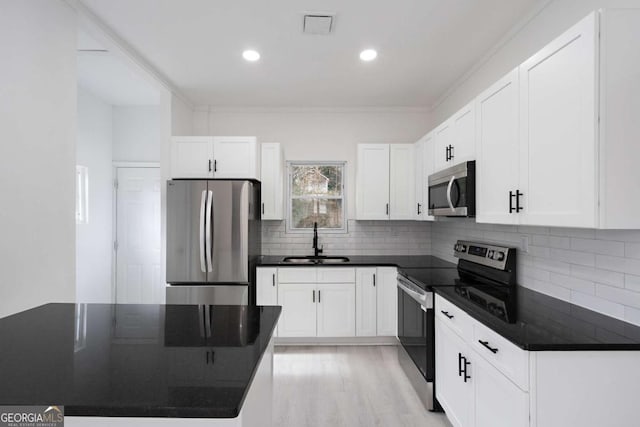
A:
[274,336,399,346]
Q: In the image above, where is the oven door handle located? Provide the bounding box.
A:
[446,175,456,212]
[397,277,432,309]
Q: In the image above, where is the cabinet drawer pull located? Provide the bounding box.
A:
[441,310,454,319]
[272,273,275,287]
[373,274,376,287]
[479,340,499,354]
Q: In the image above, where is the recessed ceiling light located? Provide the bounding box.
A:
[242,50,260,62]
[359,49,377,62]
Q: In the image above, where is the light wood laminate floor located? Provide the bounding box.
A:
[273,345,452,427]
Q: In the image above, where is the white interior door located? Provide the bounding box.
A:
[115,167,162,304]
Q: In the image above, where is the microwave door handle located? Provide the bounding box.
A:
[205,190,213,272]
[446,175,456,212]
[199,190,207,273]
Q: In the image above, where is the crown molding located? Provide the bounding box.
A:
[194,105,431,114]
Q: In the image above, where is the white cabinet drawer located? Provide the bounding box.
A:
[317,268,356,283]
[471,321,529,391]
[435,294,473,342]
[277,267,317,283]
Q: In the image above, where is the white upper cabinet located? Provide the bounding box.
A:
[356,144,390,220]
[518,13,597,228]
[433,119,454,172]
[389,144,415,220]
[171,136,258,179]
[422,133,436,221]
[450,101,476,165]
[212,137,258,179]
[472,10,640,229]
[171,136,215,178]
[433,102,476,173]
[260,143,284,220]
[356,144,414,220]
[475,69,520,225]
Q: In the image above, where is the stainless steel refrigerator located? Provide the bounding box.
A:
[166,180,261,305]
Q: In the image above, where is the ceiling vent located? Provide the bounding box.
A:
[303,14,334,35]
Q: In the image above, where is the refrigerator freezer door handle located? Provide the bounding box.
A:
[199,190,207,273]
[205,190,213,272]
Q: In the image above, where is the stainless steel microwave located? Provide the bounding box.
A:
[428,161,475,217]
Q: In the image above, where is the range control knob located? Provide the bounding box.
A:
[495,251,505,261]
[487,250,495,259]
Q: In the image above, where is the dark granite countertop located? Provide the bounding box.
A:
[258,255,457,269]
[0,303,281,418]
[434,285,640,351]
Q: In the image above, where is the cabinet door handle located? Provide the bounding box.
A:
[441,310,454,319]
[509,190,515,213]
[417,203,422,215]
[448,145,454,161]
[515,190,523,212]
[386,203,389,215]
[206,350,215,365]
[208,159,212,172]
[463,356,471,382]
[313,290,315,303]
[214,159,218,172]
[318,290,321,303]
[458,352,463,377]
[445,146,450,162]
[478,340,499,354]
[262,203,265,215]
[373,274,376,287]
[272,273,275,287]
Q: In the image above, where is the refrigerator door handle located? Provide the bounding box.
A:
[199,190,207,273]
[205,190,213,272]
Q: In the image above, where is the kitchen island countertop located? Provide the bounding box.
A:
[0,303,280,420]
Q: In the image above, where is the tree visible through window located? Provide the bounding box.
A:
[289,162,346,231]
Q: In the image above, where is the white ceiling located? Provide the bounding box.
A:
[77,30,160,106]
[79,0,545,108]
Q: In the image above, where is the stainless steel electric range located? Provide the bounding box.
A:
[396,240,517,412]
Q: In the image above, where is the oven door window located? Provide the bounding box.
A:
[429,177,468,210]
[398,288,428,379]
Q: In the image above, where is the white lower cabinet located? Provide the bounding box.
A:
[376,267,398,336]
[473,351,528,427]
[435,316,474,427]
[316,283,356,337]
[277,283,317,337]
[258,266,397,339]
[436,294,529,427]
[356,268,377,337]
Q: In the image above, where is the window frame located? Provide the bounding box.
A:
[286,160,348,234]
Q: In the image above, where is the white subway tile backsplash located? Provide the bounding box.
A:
[262,220,431,256]
[596,284,640,310]
[432,220,640,326]
[571,238,625,256]
[571,265,624,288]
[548,248,595,267]
[570,291,625,319]
[549,272,595,294]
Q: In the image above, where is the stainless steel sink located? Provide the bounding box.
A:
[281,256,350,264]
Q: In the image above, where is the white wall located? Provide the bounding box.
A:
[171,95,194,136]
[0,1,77,318]
[76,88,113,303]
[193,108,431,219]
[429,0,640,326]
[113,106,161,162]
